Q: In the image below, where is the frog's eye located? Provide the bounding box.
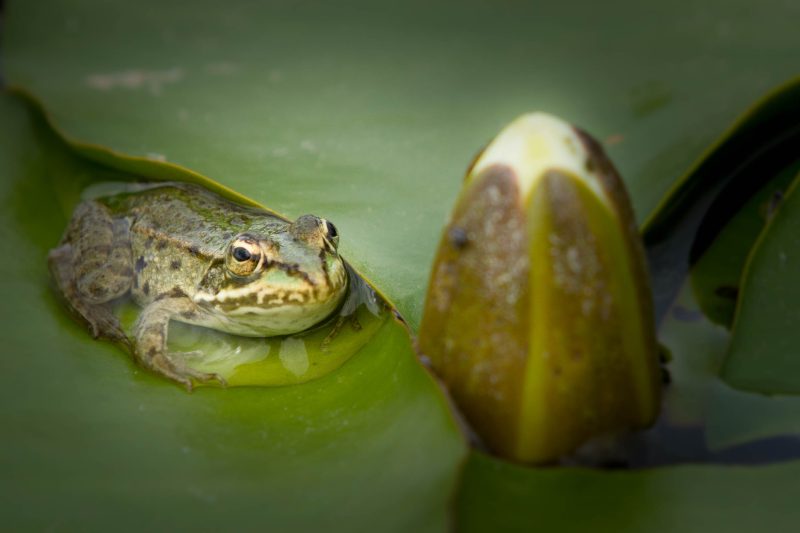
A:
[323,219,339,249]
[226,236,262,277]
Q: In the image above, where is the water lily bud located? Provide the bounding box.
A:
[418,113,660,464]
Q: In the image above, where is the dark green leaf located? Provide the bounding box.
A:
[723,173,800,393]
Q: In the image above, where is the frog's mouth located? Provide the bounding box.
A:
[196,291,345,337]
[191,264,348,337]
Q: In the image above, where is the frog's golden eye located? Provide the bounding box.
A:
[226,235,263,277]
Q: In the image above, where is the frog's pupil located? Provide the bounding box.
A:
[233,247,252,261]
[325,221,338,239]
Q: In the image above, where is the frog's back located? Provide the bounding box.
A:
[93,182,287,304]
[97,182,286,257]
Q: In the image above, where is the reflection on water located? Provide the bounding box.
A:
[117,264,388,387]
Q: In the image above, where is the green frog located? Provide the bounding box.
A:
[49,182,348,389]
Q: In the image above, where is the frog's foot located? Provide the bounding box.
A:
[320,314,362,351]
[86,303,132,348]
[148,351,227,391]
[320,315,347,351]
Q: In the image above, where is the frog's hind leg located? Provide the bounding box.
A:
[49,201,133,346]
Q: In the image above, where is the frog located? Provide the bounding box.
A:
[48,181,348,390]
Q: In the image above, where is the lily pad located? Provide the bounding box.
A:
[0,91,466,532]
[457,451,800,533]
[723,173,800,393]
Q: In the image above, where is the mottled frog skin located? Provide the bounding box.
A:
[49,182,348,389]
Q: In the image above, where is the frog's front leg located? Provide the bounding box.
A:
[133,289,226,390]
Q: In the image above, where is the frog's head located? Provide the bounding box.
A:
[194,214,348,336]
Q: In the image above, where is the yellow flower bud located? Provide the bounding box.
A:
[419,113,661,464]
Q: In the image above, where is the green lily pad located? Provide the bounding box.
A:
[0,91,465,532]
[723,173,800,393]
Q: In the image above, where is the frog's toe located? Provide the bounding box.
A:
[188,368,228,388]
[81,303,129,343]
[161,354,227,390]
